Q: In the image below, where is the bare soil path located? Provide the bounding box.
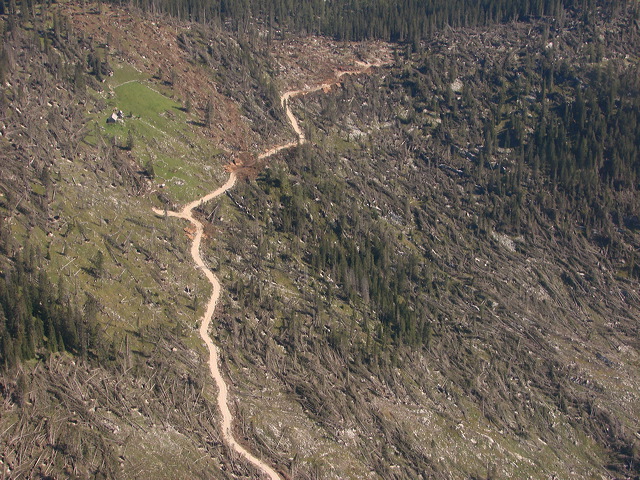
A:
[153,59,384,479]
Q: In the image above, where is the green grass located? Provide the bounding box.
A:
[113,81,180,126]
[109,64,147,86]
[83,65,229,204]
[39,63,229,358]
[31,182,45,196]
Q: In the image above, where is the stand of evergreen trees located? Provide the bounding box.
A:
[472,46,640,267]
[93,0,633,42]
[0,245,103,370]
[532,65,640,194]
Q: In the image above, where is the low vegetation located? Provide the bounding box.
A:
[0,0,638,478]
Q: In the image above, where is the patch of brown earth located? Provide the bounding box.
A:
[60,1,251,152]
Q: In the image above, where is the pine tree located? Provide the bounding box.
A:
[203,98,213,127]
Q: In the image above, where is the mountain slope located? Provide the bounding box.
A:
[0,0,639,479]
[206,7,640,480]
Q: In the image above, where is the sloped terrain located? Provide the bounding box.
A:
[0,1,284,477]
[0,1,395,477]
[206,8,640,480]
[0,0,639,479]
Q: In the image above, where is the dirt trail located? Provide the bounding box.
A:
[281,60,386,143]
[153,59,383,479]
[153,174,283,479]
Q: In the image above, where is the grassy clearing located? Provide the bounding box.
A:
[113,81,179,126]
[41,164,212,364]
[84,65,229,204]
[109,63,147,86]
[37,63,233,353]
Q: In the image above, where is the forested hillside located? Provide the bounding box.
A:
[207,3,640,478]
[112,0,635,43]
[0,0,639,478]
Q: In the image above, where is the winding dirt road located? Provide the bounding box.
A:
[153,59,383,479]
